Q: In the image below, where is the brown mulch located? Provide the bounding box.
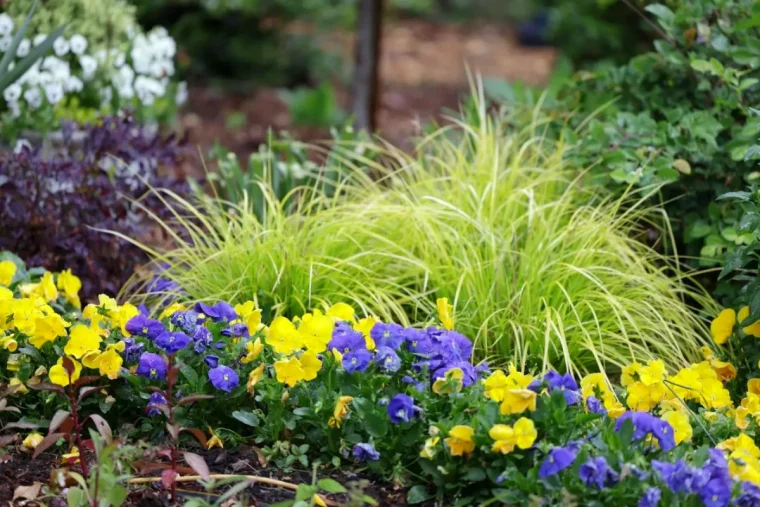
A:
[0,447,415,506]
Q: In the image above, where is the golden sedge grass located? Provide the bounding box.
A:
[117,102,716,376]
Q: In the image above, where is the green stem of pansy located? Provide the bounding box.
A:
[662,380,716,446]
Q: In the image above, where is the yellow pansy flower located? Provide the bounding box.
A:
[64,325,102,358]
[483,370,510,402]
[710,308,736,345]
[0,260,16,286]
[98,347,123,379]
[62,446,80,464]
[298,309,334,353]
[35,272,58,302]
[241,338,264,364]
[626,381,668,412]
[247,363,266,393]
[739,306,760,337]
[159,302,186,320]
[299,350,322,381]
[513,417,537,449]
[312,494,327,507]
[489,424,515,454]
[749,379,760,396]
[436,297,454,330]
[6,356,20,372]
[661,410,692,445]
[22,432,43,450]
[49,357,82,386]
[709,358,737,381]
[326,302,355,323]
[354,316,378,350]
[621,362,642,387]
[274,356,305,387]
[30,313,70,349]
[329,395,353,429]
[420,436,440,459]
[268,316,303,355]
[82,349,102,369]
[56,269,82,308]
[9,377,27,394]
[234,301,255,318]
[207,426,224,449]
[114,303,140,336]
[445,425,475,457]
[432,367,464,395]
[638,360,667,386]
[500,389,537,415]
[0,335,17,352]
[505,364,534,389]
[735,406,751,431]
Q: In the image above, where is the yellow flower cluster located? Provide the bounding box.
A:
[712,306,760,344]
[483,366,537,415]
[719,433,760,484]
[580,373,626,417]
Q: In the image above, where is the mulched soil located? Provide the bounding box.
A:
[0,447,416,506]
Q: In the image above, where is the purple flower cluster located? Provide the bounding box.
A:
[539,370,580,405]
[146,392,167,417]
[136,352,167,380]
[651,449,732,507]
[194,302,237,322]
[578,456,618,488]
[352,443,380,462]
[209,365,239,392]
[387,394,421,424]
[539,442,581,478]
[155,331,191,354]
[126,315,165,340]
[615,412,675,452]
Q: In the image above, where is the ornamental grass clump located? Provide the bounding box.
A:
[123,104,714,375]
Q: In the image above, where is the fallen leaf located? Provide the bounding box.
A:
[13,482,42,501]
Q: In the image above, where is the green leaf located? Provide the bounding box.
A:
[717,191,753,202]
[66,487,86,507]
[293,407,312,417]
[463,468,487,482]
[317,478,347,494]
[691,59,711,73]
[362,495,379,506]
[741,78,760,90]
[645,4,675,24]
[673,159,691,175]
[231,410,259,427]
[736,14,760,31]
[106,484,127,507]
[720,249,751,279]
[364,411,389,438]
[179,363,199,385]
[295,484,318,501]
[407,485,434,504]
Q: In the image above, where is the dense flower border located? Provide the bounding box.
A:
[2,259,760,505]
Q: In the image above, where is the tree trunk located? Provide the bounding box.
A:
[353,0,383,132]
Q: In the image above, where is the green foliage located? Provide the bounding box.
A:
[281,83,345,127]
[494,0,760,266]
[4,0,137,54]
[128,107,714,374]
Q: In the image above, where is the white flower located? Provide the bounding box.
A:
[64,75,83,92]
[79,55,98,79]
[3,83,21,103]
[69,34,87,55]
[118,84,134,99]
[176,81,188,105]
[114,51,126,68]
[0,14,14,37]
[13,139,31,154]
[16,39,31,57]
[44,83,64,104]
[0,34,12,53]
[23,87,42,109]
[8,101,20,118]
[33,34,48,46]
[99,87,112,106]
[53,37,70,57]
[36,71,53,86]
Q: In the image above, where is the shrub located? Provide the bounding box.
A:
[124,108,714,375]
[0,115,187,300]
[499,0,760,265]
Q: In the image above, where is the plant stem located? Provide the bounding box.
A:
[167,353,177,502]
[68,380,89,479]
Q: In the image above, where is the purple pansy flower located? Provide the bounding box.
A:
[402,328,432,355]
[170,310,201,334]
[146,392,167,417]
[543,370,581,405]
[539,445,579,478]
[328,323,366,354]
[578,456,618,489]
[125,314,165,340]
[375,347,401,373]
[193,326,213,353]
[194,301,237,322]
[638,487,661,507]
[700,478,732,507]
[208,365,239,392]
[222,323,250,339]
[737,482,760,507]
[387,393,421,424]
[432,361,477,387]
[343,349,372,374]
[155,331,191,354]
[652,460,708,494]
[136,352,167,380]
[474,361,490,376]
[122,338,145,362]
[204,355,220,368]
[352,443,380,462]
[402,375,427,392]
[586,395,605,415]
[616,412,675,452]
[370,323,405,350]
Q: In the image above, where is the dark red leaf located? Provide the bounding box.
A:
[167,367,179,385]
[0,434,17,446]
[1,384,21,397]
[73,376,100,389]
[27,382,64,395]
[179,428,207,448]
[166,423,179,441]
[87,414,112,445]
[62,357,75,376]
[77,386,101,403]
[161,469,177,489]
[48,410,71,435]
[33,433,65,458]
[0,406,20,414]
[183,452,210,480]
[147,386,168,398]
[176,395,214,407]
[3,422,39,430]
